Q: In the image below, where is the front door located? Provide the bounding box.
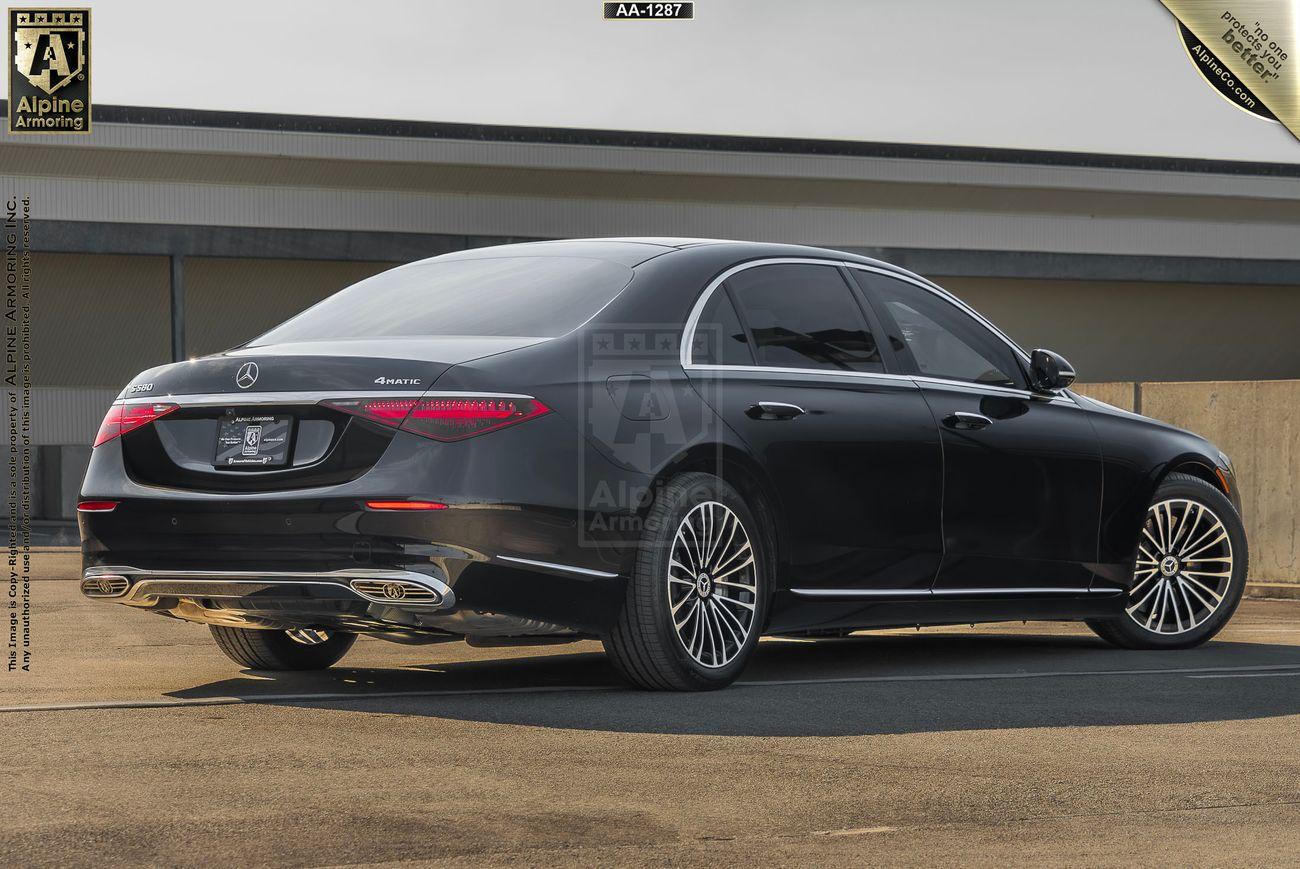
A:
[686,261,943,594]
[852,268,1103,592]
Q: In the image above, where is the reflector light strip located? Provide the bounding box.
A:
[364,500,449,511]
[77,501,119,512]
[321,394,552,442]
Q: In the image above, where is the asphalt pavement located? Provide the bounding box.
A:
[3,578,1299,867]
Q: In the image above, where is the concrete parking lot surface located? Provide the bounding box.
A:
[3,579,1299,867]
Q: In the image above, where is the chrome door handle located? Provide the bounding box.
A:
[943,412,993,430]
[746,401,806,420]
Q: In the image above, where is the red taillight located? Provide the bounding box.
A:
[322,395,551,442]
[77,500,118,512]
[364,500,449,511]
[93,402,179,447]
[404,397,552,441]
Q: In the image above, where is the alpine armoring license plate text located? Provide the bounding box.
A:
[214,414,293,468]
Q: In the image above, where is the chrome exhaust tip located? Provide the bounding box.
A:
[80,574,129,598]
[349,577,445,606]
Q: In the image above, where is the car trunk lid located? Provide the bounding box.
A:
[112,336,544,492]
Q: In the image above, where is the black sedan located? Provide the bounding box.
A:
[79,239,1248,690]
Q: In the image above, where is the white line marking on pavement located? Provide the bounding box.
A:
[735,663,1300,688]
[1187,671,1300,680]
[4,663,1300,713]
[812,826,897,837]
[0,684,618,713]
[1226,628,1300,633]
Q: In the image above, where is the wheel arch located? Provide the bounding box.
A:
[1161,455,1230,498]
[644,442,786,595]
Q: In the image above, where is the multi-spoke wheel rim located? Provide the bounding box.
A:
[285,629,331,645]
[667,501,758,668]
[1126,498,1233,635]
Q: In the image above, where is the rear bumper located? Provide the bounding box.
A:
[79,498,631,633]
[80,564,590,639]
[79,414,649,633]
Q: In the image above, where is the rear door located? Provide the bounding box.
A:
[850,268,1103,593]
[686,260,942,596]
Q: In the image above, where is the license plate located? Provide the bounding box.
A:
[214,414,293,468]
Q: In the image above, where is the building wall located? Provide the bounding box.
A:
[946,277,1300,382]
[184,257,398,357]
[35,253,171,388]
[1074,381,1300,590]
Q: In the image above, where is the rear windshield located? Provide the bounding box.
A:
[250,256,634,344]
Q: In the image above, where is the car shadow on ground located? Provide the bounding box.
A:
[165,632,1300,737]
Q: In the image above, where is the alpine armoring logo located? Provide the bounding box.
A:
[8,8,91,133]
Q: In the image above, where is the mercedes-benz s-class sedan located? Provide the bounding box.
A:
[80,239,1248,690]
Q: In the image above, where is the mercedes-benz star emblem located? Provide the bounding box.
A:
[235,362,259,389]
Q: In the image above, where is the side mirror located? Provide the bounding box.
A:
[1029,348,1076,393]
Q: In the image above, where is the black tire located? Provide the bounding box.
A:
[1087,472,1248,650]
[209,625,357,670]
[603,472,770,691]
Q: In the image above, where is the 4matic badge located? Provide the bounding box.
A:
[374,376,421,385]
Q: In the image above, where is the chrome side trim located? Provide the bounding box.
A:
[110,390,533,408]
[931,587,1110,596]
[790,586,1118,599]
[789,588,931,599]
[496,555,620,579]
[83,566,456,608]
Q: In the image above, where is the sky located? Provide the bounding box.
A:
[16,0,1300,162]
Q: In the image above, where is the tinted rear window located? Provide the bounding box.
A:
[251,256,634,344]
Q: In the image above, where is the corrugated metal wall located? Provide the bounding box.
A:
[34,253,171,388]
[185,258,399,357]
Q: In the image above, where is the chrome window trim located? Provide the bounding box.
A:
[111,390,534,407]
[679,256,1074,405]
[909,375,1075,406]
[683,363,913,389]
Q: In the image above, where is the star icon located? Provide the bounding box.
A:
[24,42,31,49]
[660,339,671,350]
[628,338,641,350]
[596,338,609,350]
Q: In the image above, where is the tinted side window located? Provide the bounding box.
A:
[726,264,883,372]
[855,272,1025,389]
[693,287,755,366]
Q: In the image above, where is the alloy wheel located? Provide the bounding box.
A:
[667,501,758,668]
[1125,497,1233,635]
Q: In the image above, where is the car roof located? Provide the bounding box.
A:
[432,237,910,273]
